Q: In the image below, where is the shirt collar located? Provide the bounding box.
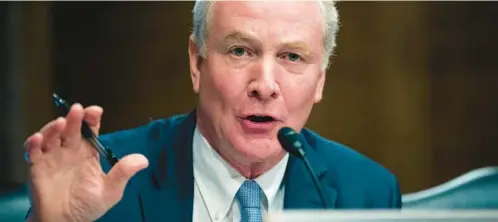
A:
[192,125,288,219]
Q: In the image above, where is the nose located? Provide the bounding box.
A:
[247,59,280,101]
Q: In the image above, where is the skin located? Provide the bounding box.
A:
[25,105,149,222]
[24,1,327,221]
[189,1,326,178]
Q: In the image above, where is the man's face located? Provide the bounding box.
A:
[189,1,326,165]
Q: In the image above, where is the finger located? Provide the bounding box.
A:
[61,103,84,146]
[83,105,103,135]
[24,133,44,165]
[39,117,64,135]
[105,154,149,192]
[39,117,66,153]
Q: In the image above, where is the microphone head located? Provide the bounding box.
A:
[277,127,304,158]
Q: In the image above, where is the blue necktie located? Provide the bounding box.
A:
[236,180,263,222]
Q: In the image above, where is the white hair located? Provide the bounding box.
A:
[192,0,340,70]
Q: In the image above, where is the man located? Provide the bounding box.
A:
[24,1,401,222]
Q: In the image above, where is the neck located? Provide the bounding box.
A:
[218,148,285,179]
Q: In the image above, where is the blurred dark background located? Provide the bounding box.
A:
[1,1,497,195]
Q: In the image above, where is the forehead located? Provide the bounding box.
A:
[208,1,324,45]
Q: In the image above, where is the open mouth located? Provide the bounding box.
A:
[245,115,276,123]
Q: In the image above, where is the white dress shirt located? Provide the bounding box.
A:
[192,126,289,222]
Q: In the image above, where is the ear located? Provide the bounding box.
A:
[313,70,326,103]
[188,34,202,94]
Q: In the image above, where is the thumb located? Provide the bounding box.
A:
[105,154,149,193]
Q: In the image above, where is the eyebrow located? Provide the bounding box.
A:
[221,31,262,48]
[279,42,313,57]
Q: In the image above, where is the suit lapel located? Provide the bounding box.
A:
[283,132,337,209]
[139,111,197,222]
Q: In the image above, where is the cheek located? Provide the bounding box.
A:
[281,77,319,125]
[201,60,247,111]
[283,79,317,108]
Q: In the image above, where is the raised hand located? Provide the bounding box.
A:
[24,104,149,222]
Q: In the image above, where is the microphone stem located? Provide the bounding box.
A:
[302,156,331,208]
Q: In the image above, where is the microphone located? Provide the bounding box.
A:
[278,127,331,208]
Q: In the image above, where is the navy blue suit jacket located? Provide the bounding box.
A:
[39,111,402,221]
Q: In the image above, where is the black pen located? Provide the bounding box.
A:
[52,93,119,166]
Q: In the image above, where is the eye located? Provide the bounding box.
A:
[282,53,303,62]
[229,47,248,57]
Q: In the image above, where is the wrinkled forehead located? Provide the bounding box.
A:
[207,1,325,43]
